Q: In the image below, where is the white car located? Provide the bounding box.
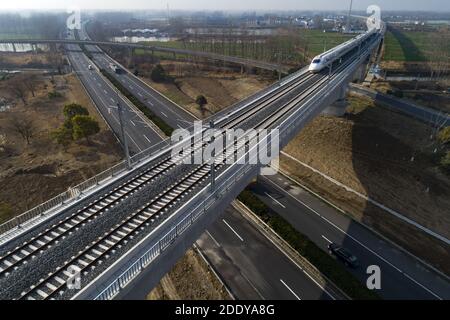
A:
[88,65,93,70]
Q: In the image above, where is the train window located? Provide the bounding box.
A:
[312,59,321,64]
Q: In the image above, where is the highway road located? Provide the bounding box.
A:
[66,43,163,153]
[251,174,450,300]
[350,83,450,126]
[79,28,197,130]
[197,207,333,300]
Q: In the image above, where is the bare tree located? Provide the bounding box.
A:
[0,134,7,152]
[11,117,35,145]
[23,74,38,98]
[8,80,27,105]
[47,44,63,77]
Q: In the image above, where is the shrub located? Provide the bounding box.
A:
[151,64,170,83]
[437,127,450,145]
[196,95,208,108]
[51,126,73,150]
[48,91,62,99]
[63,103,89,120]
[72,115,100,143]
[0,202,14,223]
[100,69,173,136]
[440,151,450,175]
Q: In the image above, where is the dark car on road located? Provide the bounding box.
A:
[328,243,360,268]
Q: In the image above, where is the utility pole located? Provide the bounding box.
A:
[346,0,353,33]
[209,120,216,192]
[117,91,131,169]
[277,53,282,81]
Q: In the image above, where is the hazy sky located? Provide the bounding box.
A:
[0,0,449,12]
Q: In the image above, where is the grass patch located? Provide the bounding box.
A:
[0,202,14,225]
[100,69,174,136]
[134,30,352,63]
[383,29,450,62]
[238,187,380,300]
[0,33,42,40]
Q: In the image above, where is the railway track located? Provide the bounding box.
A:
[0,69,314,279]
[17,67,340,300]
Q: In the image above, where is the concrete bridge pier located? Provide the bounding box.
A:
[322,84,349,117]
[353,60,369,83]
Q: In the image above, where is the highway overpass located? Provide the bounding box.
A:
[0,38,290,73]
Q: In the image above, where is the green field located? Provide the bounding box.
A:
[383,29,450,62]
[297,29,353,57]
[0,33,42,40]
[133,29,352,65]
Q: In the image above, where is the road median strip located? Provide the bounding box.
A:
[236,188,380,300]
[100,69,174,136]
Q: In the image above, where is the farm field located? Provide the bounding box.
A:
[132,29,353,64]
[383,28,450,62]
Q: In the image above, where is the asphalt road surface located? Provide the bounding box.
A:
[251,174,450,300]
[66,43,163,153]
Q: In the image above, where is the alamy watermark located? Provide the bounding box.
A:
[170,121,280,176]
[366,265,382,290]
[66,6,81,31]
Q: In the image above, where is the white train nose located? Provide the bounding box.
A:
[308,63,322,73]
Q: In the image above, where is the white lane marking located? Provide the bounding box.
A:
[143,135,151,144]
[263,176,443,300]
[205,230,220,247]
[222,219,244,242]
[130,120,136,127]
[110,98,115,103]
[322,235,332,244]
[241,271,266,300]
[160,111,168,118]
[96,68,165,141]
[280,279,301,300]
[126,133,142,152]
[265,192,286,209]
[138,92,143,97]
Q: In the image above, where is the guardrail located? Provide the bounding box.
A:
[0,136,172,238]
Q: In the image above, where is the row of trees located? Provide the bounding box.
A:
[52,104,100,150]
[179,28,305,64]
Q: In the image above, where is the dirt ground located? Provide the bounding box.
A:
[147,248,231,300]
[0,72,122,222]
[281,93,450,273]
[0,52,51,68]
[109,52,273,119]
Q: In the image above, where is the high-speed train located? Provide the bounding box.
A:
[308,28,378,73]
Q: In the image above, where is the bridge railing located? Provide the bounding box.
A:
[0,160,126,236]
[0,136,174,238]
[93,153,259,300]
